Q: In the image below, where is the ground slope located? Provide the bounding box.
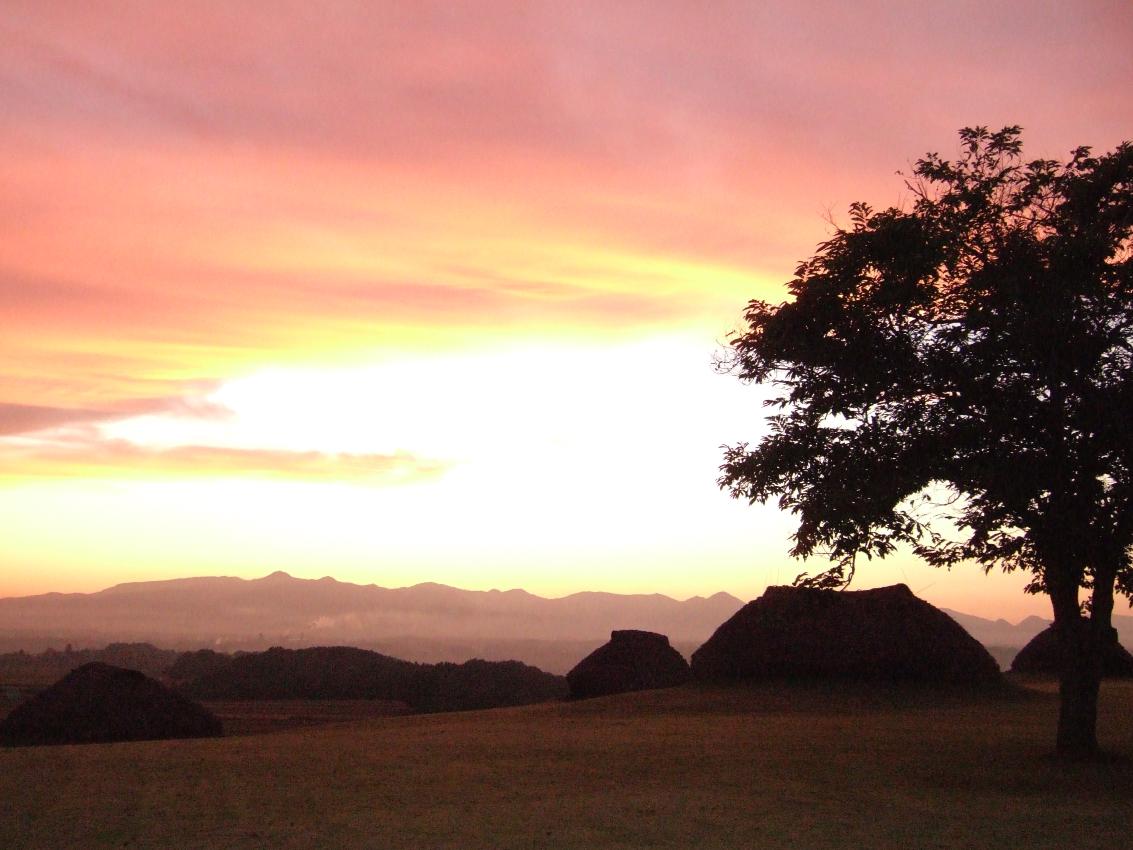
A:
[1,680,1131,849]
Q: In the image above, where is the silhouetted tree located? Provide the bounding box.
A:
[719,127,1133,758]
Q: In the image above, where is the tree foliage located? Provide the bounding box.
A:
[720,127,1133,755]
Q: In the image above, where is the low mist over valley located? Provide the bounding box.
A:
[1,571,1121,674]
[0,571,742,673]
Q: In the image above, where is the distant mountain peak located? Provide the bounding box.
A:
[708,591,744,603]
[262,571,293,581]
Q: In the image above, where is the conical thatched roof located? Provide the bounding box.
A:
[691,584,1001,685]
[0,662,222,747]
[1010,625,1133,677]
[567,630,690,699]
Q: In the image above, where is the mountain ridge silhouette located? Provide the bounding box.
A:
[3,572,1128,674]
[0,572,745,672]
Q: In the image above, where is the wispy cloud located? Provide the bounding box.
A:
[0,434,448,483]
[0,386,445,483]
[4,1,1129,412]
[0,394,229,437]
[0,403,119,436]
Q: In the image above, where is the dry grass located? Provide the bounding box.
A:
[200,699,412,736]
[2,679,1132,849]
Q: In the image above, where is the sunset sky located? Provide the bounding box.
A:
[1,1,1130,618]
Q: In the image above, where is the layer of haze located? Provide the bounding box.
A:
[2,2,1131,620]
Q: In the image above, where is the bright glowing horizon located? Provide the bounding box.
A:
[2,2,1131,622]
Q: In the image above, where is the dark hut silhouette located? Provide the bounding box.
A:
[691,584,1001,684]
[1010,626,1133,677]
[0,662,222,746]
[567,630,690,699]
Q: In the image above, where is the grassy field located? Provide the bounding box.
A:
[2,678,1132,849]
[200,699,413,736]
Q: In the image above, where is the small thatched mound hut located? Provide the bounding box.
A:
[691,584,1001,685]
[0,662,222,747]
[567,630,690,699]
[1010,626,1133,677]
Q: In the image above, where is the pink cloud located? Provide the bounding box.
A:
[0,433,449,483]
[1,1,1130,411]
[0,394,228,436]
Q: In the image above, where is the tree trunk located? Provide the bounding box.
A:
[1054,620,1101,758]
[1049,580,1102,759]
